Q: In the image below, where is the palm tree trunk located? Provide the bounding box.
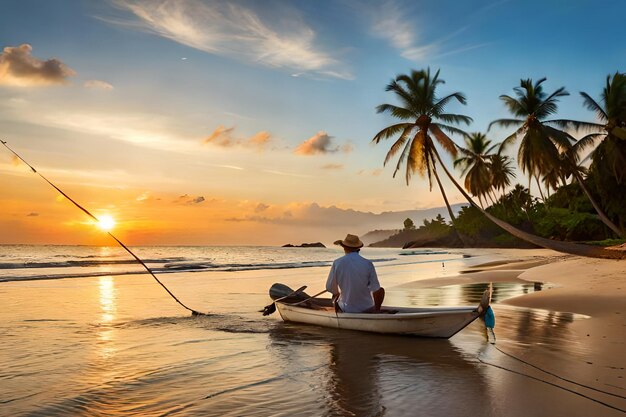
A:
[431,160,469,247]
[572,171,624,238]
[535,176,546,201]
[430,147,626,260]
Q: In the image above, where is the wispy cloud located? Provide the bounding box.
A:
[321,163,343,170]
[370,1,488,61]
[370,2,435,61]
[0,44,75,86]
[294,131,352,156]
[174,194,206,205]
[109,0,353,79]
[84,79,114,90]
[203,125,272,151]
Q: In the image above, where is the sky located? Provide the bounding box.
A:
[1,0,625,245]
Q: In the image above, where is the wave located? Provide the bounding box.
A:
[0,257,189,270]
[399,250,450,256]
[0,256,403,282]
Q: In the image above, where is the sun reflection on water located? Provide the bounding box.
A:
[98,276,117,359]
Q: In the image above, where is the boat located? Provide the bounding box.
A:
[266,283,491,339]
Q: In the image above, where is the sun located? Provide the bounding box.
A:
[96,214,116,232]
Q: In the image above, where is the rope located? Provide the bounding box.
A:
[477,346,626,414]
[1,140,205,316]
[494,345,626,400]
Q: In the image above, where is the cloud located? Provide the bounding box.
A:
[370,3,435,60]
[294,131,338,155]
[255,203,269,213]
[84,80,114,90]
[203,125,236,147]
[26,212,39,217]
[321,163,343,170]
[225,202,466,232]
[369,1,487,61]
[0,44,75,86]
[174,194,205,204]
[110,0,352,79]
[203,125,272,151]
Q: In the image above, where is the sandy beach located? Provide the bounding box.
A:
[401,251,626,414]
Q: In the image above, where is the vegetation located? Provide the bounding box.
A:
[372,68,471,242]
[372,69,626,258]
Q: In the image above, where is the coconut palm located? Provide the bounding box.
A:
[430,147,625,259]
[491,77,623,238]
[453,132,498,207]
[489,154,516,199]
[373,72,624,258]
[489,78,575,182]
[579,72,626,184]
[372,68,472,234]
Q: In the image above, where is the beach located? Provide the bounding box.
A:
[1,246,625,416]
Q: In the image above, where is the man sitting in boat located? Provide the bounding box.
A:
[326,234,385,313]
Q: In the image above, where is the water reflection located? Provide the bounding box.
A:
[396,281,549,308]
[268,325,490,417]
[99,276,117,323]
[97,276,117,359]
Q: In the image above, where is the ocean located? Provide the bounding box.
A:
[1,245,610,417]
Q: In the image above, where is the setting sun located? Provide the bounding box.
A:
[96,215,116,232]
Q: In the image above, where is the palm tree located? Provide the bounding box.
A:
[373,72,625,259]
[372,68,472,238]
[454,132,498,207]
[489,154,516,199]
[579,72,626,183]
[430,147,625,259]
[489,78,574,189]
[491,77,623,238]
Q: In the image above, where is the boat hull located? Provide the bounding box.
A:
[276,303,480,338]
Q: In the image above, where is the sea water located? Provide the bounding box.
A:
[0,246,614,417]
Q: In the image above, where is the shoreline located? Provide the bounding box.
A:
[402,251,626,401]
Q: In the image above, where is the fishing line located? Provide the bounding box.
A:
[494,345,626,400]
[1,140,206,316]
[477,352,626,413]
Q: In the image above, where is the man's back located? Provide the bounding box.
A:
[326,252,381,313]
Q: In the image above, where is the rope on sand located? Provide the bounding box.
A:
[477,346,626,414]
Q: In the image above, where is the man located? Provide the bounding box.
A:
[325,234,385,313]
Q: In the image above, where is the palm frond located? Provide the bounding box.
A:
[545,119,603,132]
[383,126,412,166]
[580,92,608,121]
[436,113,473,125]
[497,129,521,154]
[371,123,413,144]
[434,123,470,138]
[430,92,468,116]
[429,124,458,157]
[488,118,524,130]
[392,138,413,179]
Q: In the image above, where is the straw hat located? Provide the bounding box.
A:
[334,234,364,248]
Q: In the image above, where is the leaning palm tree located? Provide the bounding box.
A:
[491,77,623,238]
[373,72,625,259]
[372,68,472,236]
[454,132,498,207]
[579,72,626,184]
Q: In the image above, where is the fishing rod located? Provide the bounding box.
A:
[1,140,206,316]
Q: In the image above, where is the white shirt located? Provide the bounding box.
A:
[325,251,381,313]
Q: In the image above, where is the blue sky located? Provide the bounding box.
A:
[1,0,625,244]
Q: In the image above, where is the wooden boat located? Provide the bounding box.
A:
[267,283,490,339]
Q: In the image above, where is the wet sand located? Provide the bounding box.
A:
[400,251,626,414]
[2,249,625,416]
